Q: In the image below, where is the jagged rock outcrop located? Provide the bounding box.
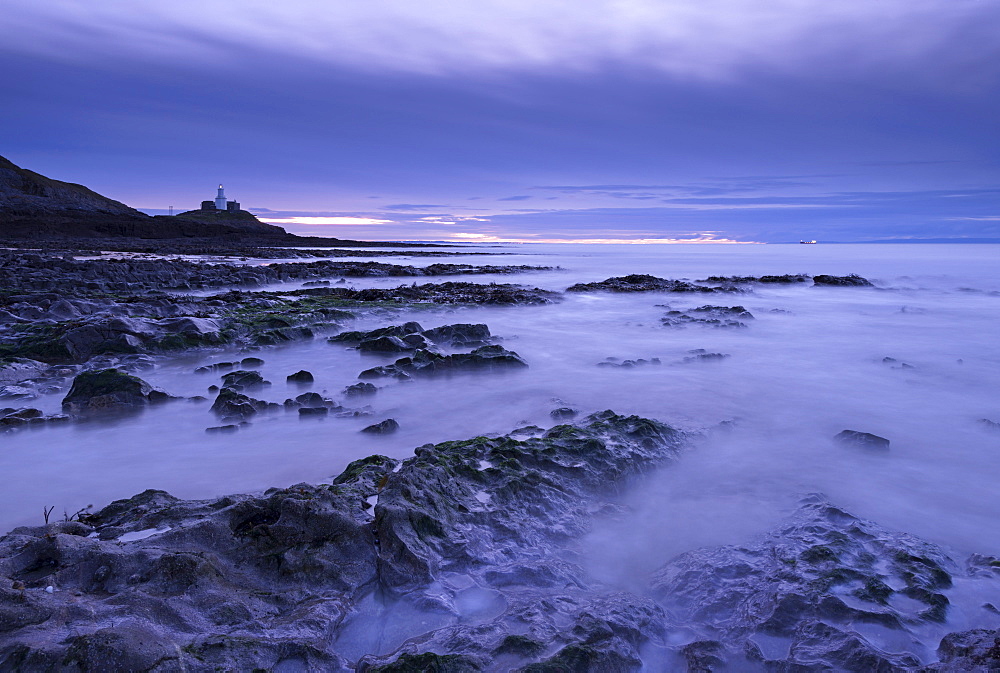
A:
[0,412,686,671]
[1,415,998,670]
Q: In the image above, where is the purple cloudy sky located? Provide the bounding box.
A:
[2,0,999,242]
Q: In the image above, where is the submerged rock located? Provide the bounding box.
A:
[835,429,891,451]
[61,368,168,414]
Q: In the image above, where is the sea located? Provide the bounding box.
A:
[2,242,998,597]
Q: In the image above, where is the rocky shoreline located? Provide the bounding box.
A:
[4,246,997,670]
[1,411,998,670]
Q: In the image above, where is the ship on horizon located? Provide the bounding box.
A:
[800,239,818,244]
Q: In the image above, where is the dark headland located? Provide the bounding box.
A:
[0,155,432,249]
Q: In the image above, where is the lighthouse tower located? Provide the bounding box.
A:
[214,184,227,210]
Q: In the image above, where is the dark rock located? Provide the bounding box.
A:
[220,369,268,390]
[360,345,528,380]
[361,418,399,434]
[977,419,1000,432]
[700,274,810,284]
[682,352,730,363]
[0,412,685,670]
[210,388,267,420]
[330,322,425,344]
[298,407,329,417]
[662,305,754,328]
[567,274,738,293]
[195,361,237,374]
[239,357,264,368]
[357,335,413,353]
[343,382,378,397]
[61,368,167,414]
[294,392,327,407]
[813,274,874,287]
[928,628,1000,671]
[286,370,314,384]
[651,496,955,670]
[835,429,891,451]
[422,323,492,347]
[597,357,661,368]
[206,424,239,434]
[550,407,577,420]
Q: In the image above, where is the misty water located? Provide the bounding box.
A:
[3,243,999,653]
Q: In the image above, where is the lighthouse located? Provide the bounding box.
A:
[215,184,227,210]
[199,185,241,212]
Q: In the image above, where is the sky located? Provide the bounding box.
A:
[2,0,999,243]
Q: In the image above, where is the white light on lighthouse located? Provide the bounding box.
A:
[215,184,227,210]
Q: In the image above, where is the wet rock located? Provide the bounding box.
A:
[294,391,328,407]
[360,345,528,380]
[334,322,494,353]
[550,407,577,420]
[422,323,492,347]
[662,305,754,328]
[195,361,237,374]
[597,357,661,368]
[361,418,399,434]
[206,424,240,433]
[220,369,268,390]
[286,369,314,384]
[650,496,956,670]
[299,406,329,417]
[61,369,168,414]
[0,411,685,670]
[358,335,413,353]
[682,352,730,363]
[0,385,36,400]
[240,357,264,368]
[344,382,378,397]
[700,274,810,284]
[882,356,915,369]
[210,387,267,420]
[567,274,738,293]
[835,429,891,451]
[926,628,1000,671]
[813,274,874,287]
[0,358,45,385]
[330,322,426,345]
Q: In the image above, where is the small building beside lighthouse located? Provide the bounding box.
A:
[200,184,240,213]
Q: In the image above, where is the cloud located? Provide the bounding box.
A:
[4,0,999,88]
[259,216,392,226]
[498,195,533,201]
[381,204,450,211]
